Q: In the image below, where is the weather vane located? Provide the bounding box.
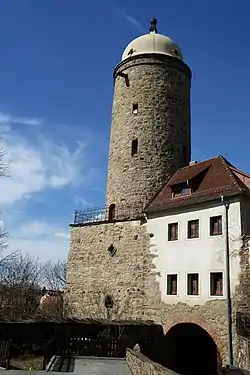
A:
[150,17,158,33]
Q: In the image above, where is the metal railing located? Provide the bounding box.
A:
[73,204,144,225]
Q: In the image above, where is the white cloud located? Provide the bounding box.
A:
[54,232,70,240]
[0,124,86,204]
[9,237,69,261]
[8,220,70,261]
[0,111,90,261]
[0,111,42,126]
[111,3,145,32]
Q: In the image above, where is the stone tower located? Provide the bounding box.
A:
[106,19,192,211]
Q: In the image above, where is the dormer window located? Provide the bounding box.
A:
[172,181,190,198]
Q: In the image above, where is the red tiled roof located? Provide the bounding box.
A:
[146,156,250,213]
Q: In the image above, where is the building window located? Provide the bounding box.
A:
[210,272,223,296]
[108,204,116,221]
[188,219,199,239]
[132,103,138,114]
[168,223,178,241]
[210,215,222,236]
[187,273,199,295]
[172,181,190,198]
[167,274,178,295]
[131,139,138,156]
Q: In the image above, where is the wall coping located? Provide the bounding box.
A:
[126,348,179,375]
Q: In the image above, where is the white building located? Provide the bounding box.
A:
[146,155,250,306]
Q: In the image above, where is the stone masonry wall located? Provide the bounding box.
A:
[106,55,191,209]
[65,219,250,368]
[126,349,178,375]
[65,220,161,322]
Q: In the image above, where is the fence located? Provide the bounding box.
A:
[60,337,125,358]
[73,203,144,226]
[0,340,11,369]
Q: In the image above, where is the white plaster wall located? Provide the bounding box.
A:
[146,201,242,306]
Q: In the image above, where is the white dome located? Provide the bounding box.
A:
[122,32,183,62]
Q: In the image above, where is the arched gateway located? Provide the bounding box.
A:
[164,314,225,375]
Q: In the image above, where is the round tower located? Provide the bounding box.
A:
[106,19,192,213]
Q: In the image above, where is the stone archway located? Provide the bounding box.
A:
[164,322,220,375]
[163,313,226,374]
[164,313,225,361]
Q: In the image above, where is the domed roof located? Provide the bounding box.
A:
[121,19,183,62]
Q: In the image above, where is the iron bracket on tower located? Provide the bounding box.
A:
[117,71,130,87]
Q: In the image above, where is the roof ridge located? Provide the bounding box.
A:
[230,166,250,179]
[219,156,243,192]
[175,155,222,172]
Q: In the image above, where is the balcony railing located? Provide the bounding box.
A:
[73,203,144,226]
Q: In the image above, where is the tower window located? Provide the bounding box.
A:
[108,244,117,257]
[108,204,116,221]
[131,139,138,156]
[132,103,138,114]
[173,48,179,57]
[104,295,114,309]
[187,273,199,295]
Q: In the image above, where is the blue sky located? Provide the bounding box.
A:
[0,0,249,260]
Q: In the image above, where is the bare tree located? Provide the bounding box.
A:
[0,147,9,177]
[0,253,43,319]
[41,260,67,291]
[0,148,18,267]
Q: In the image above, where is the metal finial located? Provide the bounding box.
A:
[150,17,158,33]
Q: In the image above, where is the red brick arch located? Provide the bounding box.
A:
[163,313,226,363]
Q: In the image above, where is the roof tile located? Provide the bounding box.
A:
[146,156,250,213]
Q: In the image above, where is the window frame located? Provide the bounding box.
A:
[187,273,199,296]
[187,219,199,239]
[167,274,178,296]
[168,222,179,241]
[210,272,223,296]
[210,215,223,236]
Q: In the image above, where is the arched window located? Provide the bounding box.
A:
[108,204,116,221]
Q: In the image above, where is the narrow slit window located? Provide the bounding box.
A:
[108,204,116,221]
[131,139,138,156]
[132,103,138,114]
